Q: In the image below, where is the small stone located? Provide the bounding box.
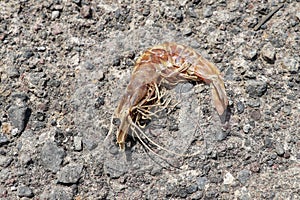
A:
[104,159,128,178]
[178,188,187,198]
[94,96,105,108]
[261,43,276,64]
[0,155,13,168]
[183,27,192,36]
[282,57,299,74]
[186,184,198,194]
[246,80,267,97]
[82,138,98,151]
[23,50,34,59]
[48,186,73,200]
[112,56,121,66]
[150,166,162,176]
[250,109,261,121]
[247,99,261,107]
[250,162,260,173]
[191,191,203,199]
[243,124,251,133]
[19,153,32,166]
[81,5,91,18]
[275,142,285,156]
[83,61,94,71]
[72,0,81,5]
[203,6,213,18]
[37,46,46,52]
[283,152,290,159]
[92,70,104,82]
[40,142,66,173]
[8,106,30,136]
[52,24,63,35]
[51,11,60,20]
[243,46,257,61]
[228,0,239,12]
[0,134,9,146]
[167,22,176,30]
[236,101,245,114]
[175,82,194,93]
[245,16,258,28]
[0,33,6,41]
[267,160,274,166]
[196,177,208,190]
[264,137,273,148]
[73,136,82,151]
[237,169,251,185]
[175,10,183,22]
[215,131,227,141]
[7,67,20,78]
[223,171,235,185]
[142,5,150,16]
[187,7,198,18]
[18,186,34,198]
[190,40,200,48]
[0,186,7,198]
[57,164,83,184]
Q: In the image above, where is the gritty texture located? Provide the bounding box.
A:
[0,0,299,199]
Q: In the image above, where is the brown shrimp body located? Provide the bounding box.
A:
[113,42,228,150]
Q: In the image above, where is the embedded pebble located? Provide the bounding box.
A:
[237,169,251,185]
[243,124,251,133]
[142,5,151,16]
[282,57,299,74]
[104,159,128,178]
[175,82,194,93]
[74,136,83,151]
[83,61,95,71]
[243,46,257,61]
[82,138,98,151]
[8,106,30,136]
[196,177,208,190]
[81,5,91,18]
[261,43,276,64]
[0,134,9,146]
[51,11,60,20]
[186,184,198,194]
[19,153,32,166]
[183,27,192,36]
[23,50,34,59]
[246,98,261,108]
[215,131,228,141]
[250,109,261,121]
[275,142,285,156]
[203,6,213,18]
[246,80,267,97]
[37,46,46,52]
[18,186,34,198]
[40,142,66,173]
[7,67,20,78]
[57,164,83,184]
[0,155,13,168]
[236,101,245,114]
[48,186,73,200]
[223,172,236,185]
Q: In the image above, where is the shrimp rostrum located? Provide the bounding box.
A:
[109,42,228,151]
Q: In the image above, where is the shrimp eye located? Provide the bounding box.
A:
[113,118,121,127]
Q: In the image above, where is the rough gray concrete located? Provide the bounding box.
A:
[0,0,299,199]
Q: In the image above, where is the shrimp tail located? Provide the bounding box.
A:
[211,75,228,116]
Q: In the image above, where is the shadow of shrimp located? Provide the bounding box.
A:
[106,42,229,158]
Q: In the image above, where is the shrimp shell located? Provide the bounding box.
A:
[110,42,228,150]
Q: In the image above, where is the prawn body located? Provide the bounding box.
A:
[113,42,228,150]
